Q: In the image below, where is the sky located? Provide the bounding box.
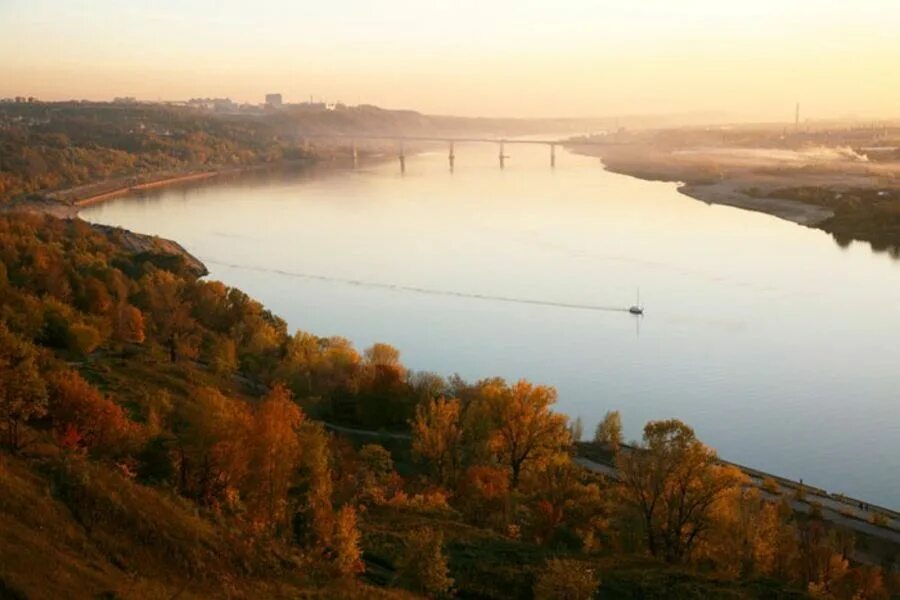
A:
[1,0,899,120]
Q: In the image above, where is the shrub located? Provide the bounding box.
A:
[762,477,780,495]
[533,558,598,600]
[67,322,102,356]
[809,502,824,521]
[870,512,889,527]
[400,527,453,598]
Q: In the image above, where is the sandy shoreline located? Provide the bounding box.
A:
[678,180,835,226]
[592,157,836,227]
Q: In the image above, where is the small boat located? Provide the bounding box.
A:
[629,288,644,315]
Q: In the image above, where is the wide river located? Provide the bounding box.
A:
[82,143,900,507]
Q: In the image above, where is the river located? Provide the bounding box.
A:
[81,142,900,507]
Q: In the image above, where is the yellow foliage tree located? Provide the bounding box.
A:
[616,419,744,563]
[411,396,463,485]
[484,379,570,488]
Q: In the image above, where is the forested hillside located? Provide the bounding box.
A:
[0,213,896,599]
[0,103,311,203]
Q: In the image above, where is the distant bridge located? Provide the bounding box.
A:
[300,133,615,171]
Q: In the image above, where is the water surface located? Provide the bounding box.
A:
[82,143,900,507]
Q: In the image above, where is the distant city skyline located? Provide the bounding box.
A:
[1,0,899,121]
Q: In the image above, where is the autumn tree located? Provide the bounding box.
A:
[294,421,335,547]
[173,387,252,504]
[49,369,133,454]
[67,322,102,356]
[411,396,463,485]
[356,342,410,428]
[114,303,145,344]
[277,330,321,395]
[484,379,570,488]
[364,342,403,372]
[79,276,113,315]
[401,527,453,598]
[697,486,795,578]
[0,324,47,450]
[616,419,743,563]
[244,384,304,534]
[569,416,584,442]
[594,410,623,452]
[522,458,607,549]
[533,558,598,600]
[206,336,237,376]
[331,505,364,577]
[355,443,398,504]
[456,465,511,527]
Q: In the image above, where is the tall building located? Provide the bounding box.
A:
[265,93,283,107]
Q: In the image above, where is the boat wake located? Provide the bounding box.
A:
[203,259,630,313]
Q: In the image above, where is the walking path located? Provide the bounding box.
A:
[573,455,900,566]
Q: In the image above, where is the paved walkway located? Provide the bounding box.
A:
[573,455,900,566]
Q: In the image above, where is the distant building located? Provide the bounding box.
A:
[265,93,283,108]
[186,97,238,113]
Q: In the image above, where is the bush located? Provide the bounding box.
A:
[67,322,102,356]
[400,527,453,598]
[762,477,780,495]
[870,512,889,527]
[533,558,598,600]
[809,502,824,520]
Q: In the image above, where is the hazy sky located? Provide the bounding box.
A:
[2,0,898,120]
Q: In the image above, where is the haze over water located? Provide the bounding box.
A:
[82,143,900,507]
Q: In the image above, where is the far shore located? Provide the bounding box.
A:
[72,170,220,207]
[570,146,838,228]
[570,143,900,252]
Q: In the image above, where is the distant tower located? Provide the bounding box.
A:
[795,102,800,128]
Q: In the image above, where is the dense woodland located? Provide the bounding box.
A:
[0,212,898,599]
[0,103,308,202]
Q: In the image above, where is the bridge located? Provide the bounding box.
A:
[300,133,614,172]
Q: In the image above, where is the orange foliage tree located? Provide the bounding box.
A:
[244,384,304,535]
[49,370,133,454]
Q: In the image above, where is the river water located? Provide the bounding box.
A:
[81,143,900,507]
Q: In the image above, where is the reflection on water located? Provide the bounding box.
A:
[82,143,900,507]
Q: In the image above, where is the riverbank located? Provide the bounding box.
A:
[70,170,220,207]
[572,142,900,250]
